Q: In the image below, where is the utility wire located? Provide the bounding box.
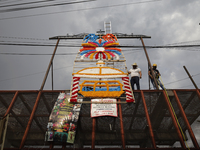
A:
[0,0,24,5]
[0,0,161,20]
[0,52,77,55]
[0,42,80,47]
[164,73,200,85]
[0,0,96,13]
[0,0,58,8]
[0,36,49,41]
[1,42,200,49]
[0,64,73,83]
[0,40,81,46]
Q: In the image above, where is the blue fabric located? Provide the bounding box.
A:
[95,86,121,91]
[109,86,121,91]
[95,87,107,91]
[82,87,93,91]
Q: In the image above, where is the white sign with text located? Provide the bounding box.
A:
[91,99,118,117]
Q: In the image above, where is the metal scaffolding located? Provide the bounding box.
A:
[1,33,200,150]
[0,89,200,149]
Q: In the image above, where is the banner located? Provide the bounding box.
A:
[91,99,118,117]
[45,93,82,144]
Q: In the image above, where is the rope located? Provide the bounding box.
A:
[159,76,190,150]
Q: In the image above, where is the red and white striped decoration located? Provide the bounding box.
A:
[70,77,80,102]
[122,77,135,103]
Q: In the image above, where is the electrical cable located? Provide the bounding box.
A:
[0,0,96,13]
[163,73,200,86]
[1,42,200,49]
[0,52,77,55]
[0,0,161,20]
[0,0,58,8]
[0,64,73,83]
[0,42,80,47]
[0,0,24,5]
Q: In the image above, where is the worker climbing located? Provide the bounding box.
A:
[148,64,164,90]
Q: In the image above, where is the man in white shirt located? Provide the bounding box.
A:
[128,63,142,90]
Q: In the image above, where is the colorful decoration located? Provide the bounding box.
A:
[45,93,82,143]
[70,77,80,102]
[70,33,135,103]
[122,77,135,103]
[80,33,121,60]
[102,34,117,42]
[83,34,99,43]
[72,66,128,79]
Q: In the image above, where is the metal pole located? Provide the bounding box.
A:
[141,91,156,148]
[40,39,60,91]
[118,99,125,149]
[3,91,18,117]
[51,62,54,91]
[148,64,150,90]
[19,91,42,149]
[162,91,186,148]
[183,66,200,101]
[173,90,199,148]
[140,37,159,90]
[1,114,9,150]
[183,66,198,89]
[91,118,96,149]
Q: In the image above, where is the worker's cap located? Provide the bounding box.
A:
[132,63,137,66]
[153,64,157,67]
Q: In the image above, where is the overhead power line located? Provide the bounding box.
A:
[0,0,23,5]
[0,42,80,47]
[0,0,96,13]
[0,0,58,8]
[1,42,200,49]
[0,64,73,83]
[163,73,200,86]
[0,52,77,55]
[0,0,161,20]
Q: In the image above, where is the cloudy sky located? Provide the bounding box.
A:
[0,0,200,91]
[0,0,200,146]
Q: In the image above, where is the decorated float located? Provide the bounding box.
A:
[70,33,135,103]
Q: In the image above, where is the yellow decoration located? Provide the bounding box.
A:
[78,80,124,98]
[82,43,97,47]
[73,67,127,76]
[89,52,97,59]
[104,52,111,60]
[104,43,119,47]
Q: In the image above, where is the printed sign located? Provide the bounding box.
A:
[45,93,82,144]
[91,99,118,117]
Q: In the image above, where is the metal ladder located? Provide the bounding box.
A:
[104,21,112,34]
